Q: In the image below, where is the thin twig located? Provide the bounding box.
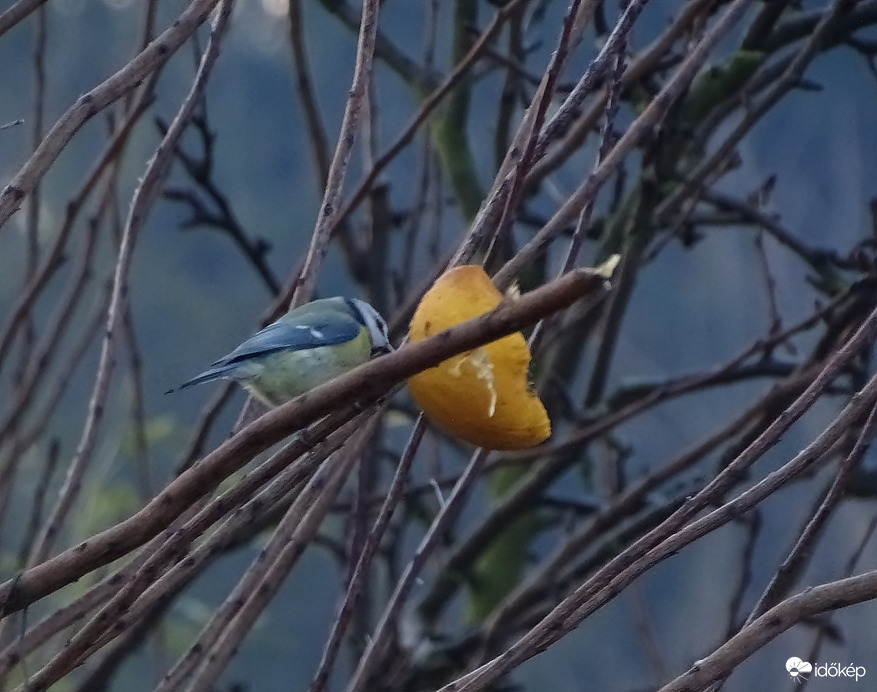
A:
[0,0,48,40]
[288,0,332,188]
[292,0,381,305]
[25,0,235,571]
[326,0,530,245]
[181,425,374,692]
[346,446,494,692]
[492,0,754,290]
[747,398,877,622]
[152,419,363,692]
[656,571,877,692]
[310,417,425,692]
[0,0,221,229]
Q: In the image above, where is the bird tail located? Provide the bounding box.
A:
[165,364,236,395]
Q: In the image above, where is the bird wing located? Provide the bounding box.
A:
[213,317,361,366]
[168,314,363,394]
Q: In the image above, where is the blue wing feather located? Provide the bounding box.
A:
[217,318,359,365]
[170,315,361,392]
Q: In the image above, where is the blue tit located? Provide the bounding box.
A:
[170,297,392,407]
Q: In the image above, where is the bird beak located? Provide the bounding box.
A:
[371,343,394,357]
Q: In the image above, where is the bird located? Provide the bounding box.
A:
[168,297,392,407]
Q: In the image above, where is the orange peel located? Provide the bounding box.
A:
[406,265,550,450]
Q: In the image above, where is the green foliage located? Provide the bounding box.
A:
[466,465,539,622]
[680,49,766,125]
[73,481,139,538]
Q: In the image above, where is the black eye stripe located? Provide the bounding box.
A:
[346,298,388,344]
[345,298,368,327]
